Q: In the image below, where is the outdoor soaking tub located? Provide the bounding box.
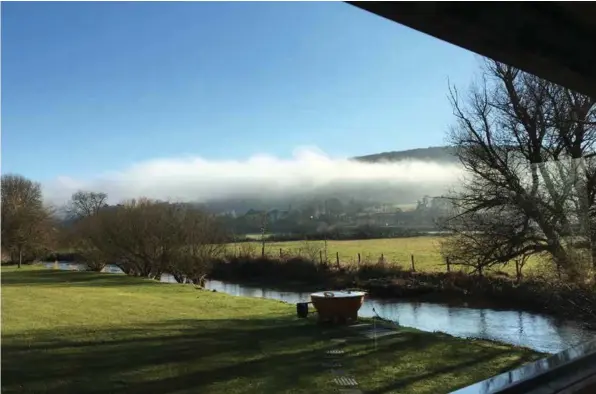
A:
[310,290,366,324]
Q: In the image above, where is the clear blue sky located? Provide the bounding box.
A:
[1,1,479,181]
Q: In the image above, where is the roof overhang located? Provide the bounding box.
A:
[348,2,596,98]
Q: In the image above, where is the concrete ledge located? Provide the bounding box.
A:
[451,340,596,394]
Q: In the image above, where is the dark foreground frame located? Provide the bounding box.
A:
[451,339,596,394]
[348,2,596,99]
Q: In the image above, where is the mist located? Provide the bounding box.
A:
[42,147,463,208]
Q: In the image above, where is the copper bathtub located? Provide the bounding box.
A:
[310,290,366,324]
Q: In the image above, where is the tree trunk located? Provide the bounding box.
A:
[18,248,22,269]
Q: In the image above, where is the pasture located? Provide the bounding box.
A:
[228,236,544,275]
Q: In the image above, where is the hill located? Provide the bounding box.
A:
[354,146,457,163]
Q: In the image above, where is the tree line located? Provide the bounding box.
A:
[1,185,226,284]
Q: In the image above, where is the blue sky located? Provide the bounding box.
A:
[2,1,479,183]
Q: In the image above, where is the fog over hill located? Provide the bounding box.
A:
[44,146,462,212]
[354,146,457,164]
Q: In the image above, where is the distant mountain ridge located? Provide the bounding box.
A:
[354,146,457,163]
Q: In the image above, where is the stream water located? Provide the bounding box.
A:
[46,262,595,354]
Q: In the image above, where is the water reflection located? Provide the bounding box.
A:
[46,262,594,354]
[203,282,594,354]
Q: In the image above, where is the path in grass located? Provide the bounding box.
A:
[2,266,541,394]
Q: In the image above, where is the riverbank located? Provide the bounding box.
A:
[44,236,451,272]
[2,265,540,394]
[38,249,596,329]
[209,255,596,328]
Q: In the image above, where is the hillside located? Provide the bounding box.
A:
[354,146,457,163]
[198,146,460,214]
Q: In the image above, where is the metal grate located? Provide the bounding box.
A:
[334,376,358,386]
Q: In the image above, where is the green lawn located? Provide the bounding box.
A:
[2,265,541,394]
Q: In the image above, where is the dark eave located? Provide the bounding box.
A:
[348,2,596,98]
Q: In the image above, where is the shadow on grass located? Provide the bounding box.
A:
[0,269,158,288]
[366,348,537,394]
[1,317,338,394]
[1,316,537,394]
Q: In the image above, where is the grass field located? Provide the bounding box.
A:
[232,236,444,268]
[1,265,540,394]
[229,236,544,275]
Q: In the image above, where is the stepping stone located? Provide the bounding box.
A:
[334,376,358,387]
[339,389,363,394]
[349,323,372,329]
[362,328,399,339]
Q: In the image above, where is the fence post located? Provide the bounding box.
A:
[279,248,283,259]
[446,256,451,272]
[357,253,361,267]
[380,253,384,263]
[411,254,416,272]
[336,252,340,269]
[320,250,323,266]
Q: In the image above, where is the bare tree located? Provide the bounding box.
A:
[81,199,227,280]
[1,174,53,267]
[67,191,108,219]
[167,207,227,284]
[441,59,596,281]
[65,191,110,271]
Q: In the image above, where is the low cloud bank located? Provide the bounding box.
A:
[43,147,463,207]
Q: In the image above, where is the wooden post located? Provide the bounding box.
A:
[381,253,384,263]
[357,253,361,267]
[336,252,340,269]
[319,250,323,265]
[446,256,451,272]
[279,248,283,259]
[411,254,416,272]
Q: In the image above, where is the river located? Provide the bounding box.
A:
[46,262,595,354]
